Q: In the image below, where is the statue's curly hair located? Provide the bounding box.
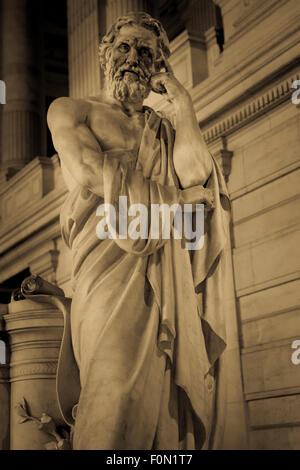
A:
[99,12,170,72]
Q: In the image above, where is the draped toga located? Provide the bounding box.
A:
[60,107,231,450]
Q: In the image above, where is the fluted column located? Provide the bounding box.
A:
[0,0,42,180]
[182,0,217,38]
[4,299,64,450]
[105,0,152,30]
[67,0,103,98]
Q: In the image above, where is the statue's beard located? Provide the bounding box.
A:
[106,61,151,103]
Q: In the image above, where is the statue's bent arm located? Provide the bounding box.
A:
[173,97,213,189]
[151,72,213,189]
[47,97,105,197]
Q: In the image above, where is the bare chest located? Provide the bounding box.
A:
[88,104,146,154]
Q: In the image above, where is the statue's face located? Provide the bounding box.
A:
[105,24,158,103]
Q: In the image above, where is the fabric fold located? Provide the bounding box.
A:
[60,107,230,449]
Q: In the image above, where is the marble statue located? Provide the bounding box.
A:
[47,12,231,450]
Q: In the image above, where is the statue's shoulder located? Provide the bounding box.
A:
[48,96,93,123]
[48,95,112,131]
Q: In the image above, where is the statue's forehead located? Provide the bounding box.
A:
[116,24,157,46]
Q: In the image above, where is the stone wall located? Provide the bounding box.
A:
[207,0,300,450]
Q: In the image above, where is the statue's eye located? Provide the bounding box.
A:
[118,43,130,53]
[139,47,152,59]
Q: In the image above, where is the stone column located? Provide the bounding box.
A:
[0,0,42,180]
[105,0,152,30]
[67,0,103,98]
[4,299,64,450]
[0,364,9,450]
[176,0,218,86]
[205,26,221,74]
[181,0,217,38]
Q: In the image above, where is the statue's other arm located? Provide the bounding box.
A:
[172,96,212,188]
[151,73,212,188]
[47,97,104,196]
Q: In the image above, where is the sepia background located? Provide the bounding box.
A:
[0,0,299,450]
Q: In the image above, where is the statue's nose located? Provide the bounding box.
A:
[127,48,139,65]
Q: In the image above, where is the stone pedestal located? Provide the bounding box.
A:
[0,304,9,450]
[0,0,42,179]
[0,365,10,450]
[181,0,217,37]
[4,299,64,450]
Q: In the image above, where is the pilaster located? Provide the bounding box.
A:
[67,0,102,98]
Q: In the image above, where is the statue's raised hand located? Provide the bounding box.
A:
[150,59,192,112]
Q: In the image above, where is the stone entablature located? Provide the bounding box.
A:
[202,71,300,145]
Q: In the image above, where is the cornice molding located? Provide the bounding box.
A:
[203,71,300,144]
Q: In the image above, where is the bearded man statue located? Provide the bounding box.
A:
[47,11,232,450]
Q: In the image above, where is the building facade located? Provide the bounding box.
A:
[0,0,299,450]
